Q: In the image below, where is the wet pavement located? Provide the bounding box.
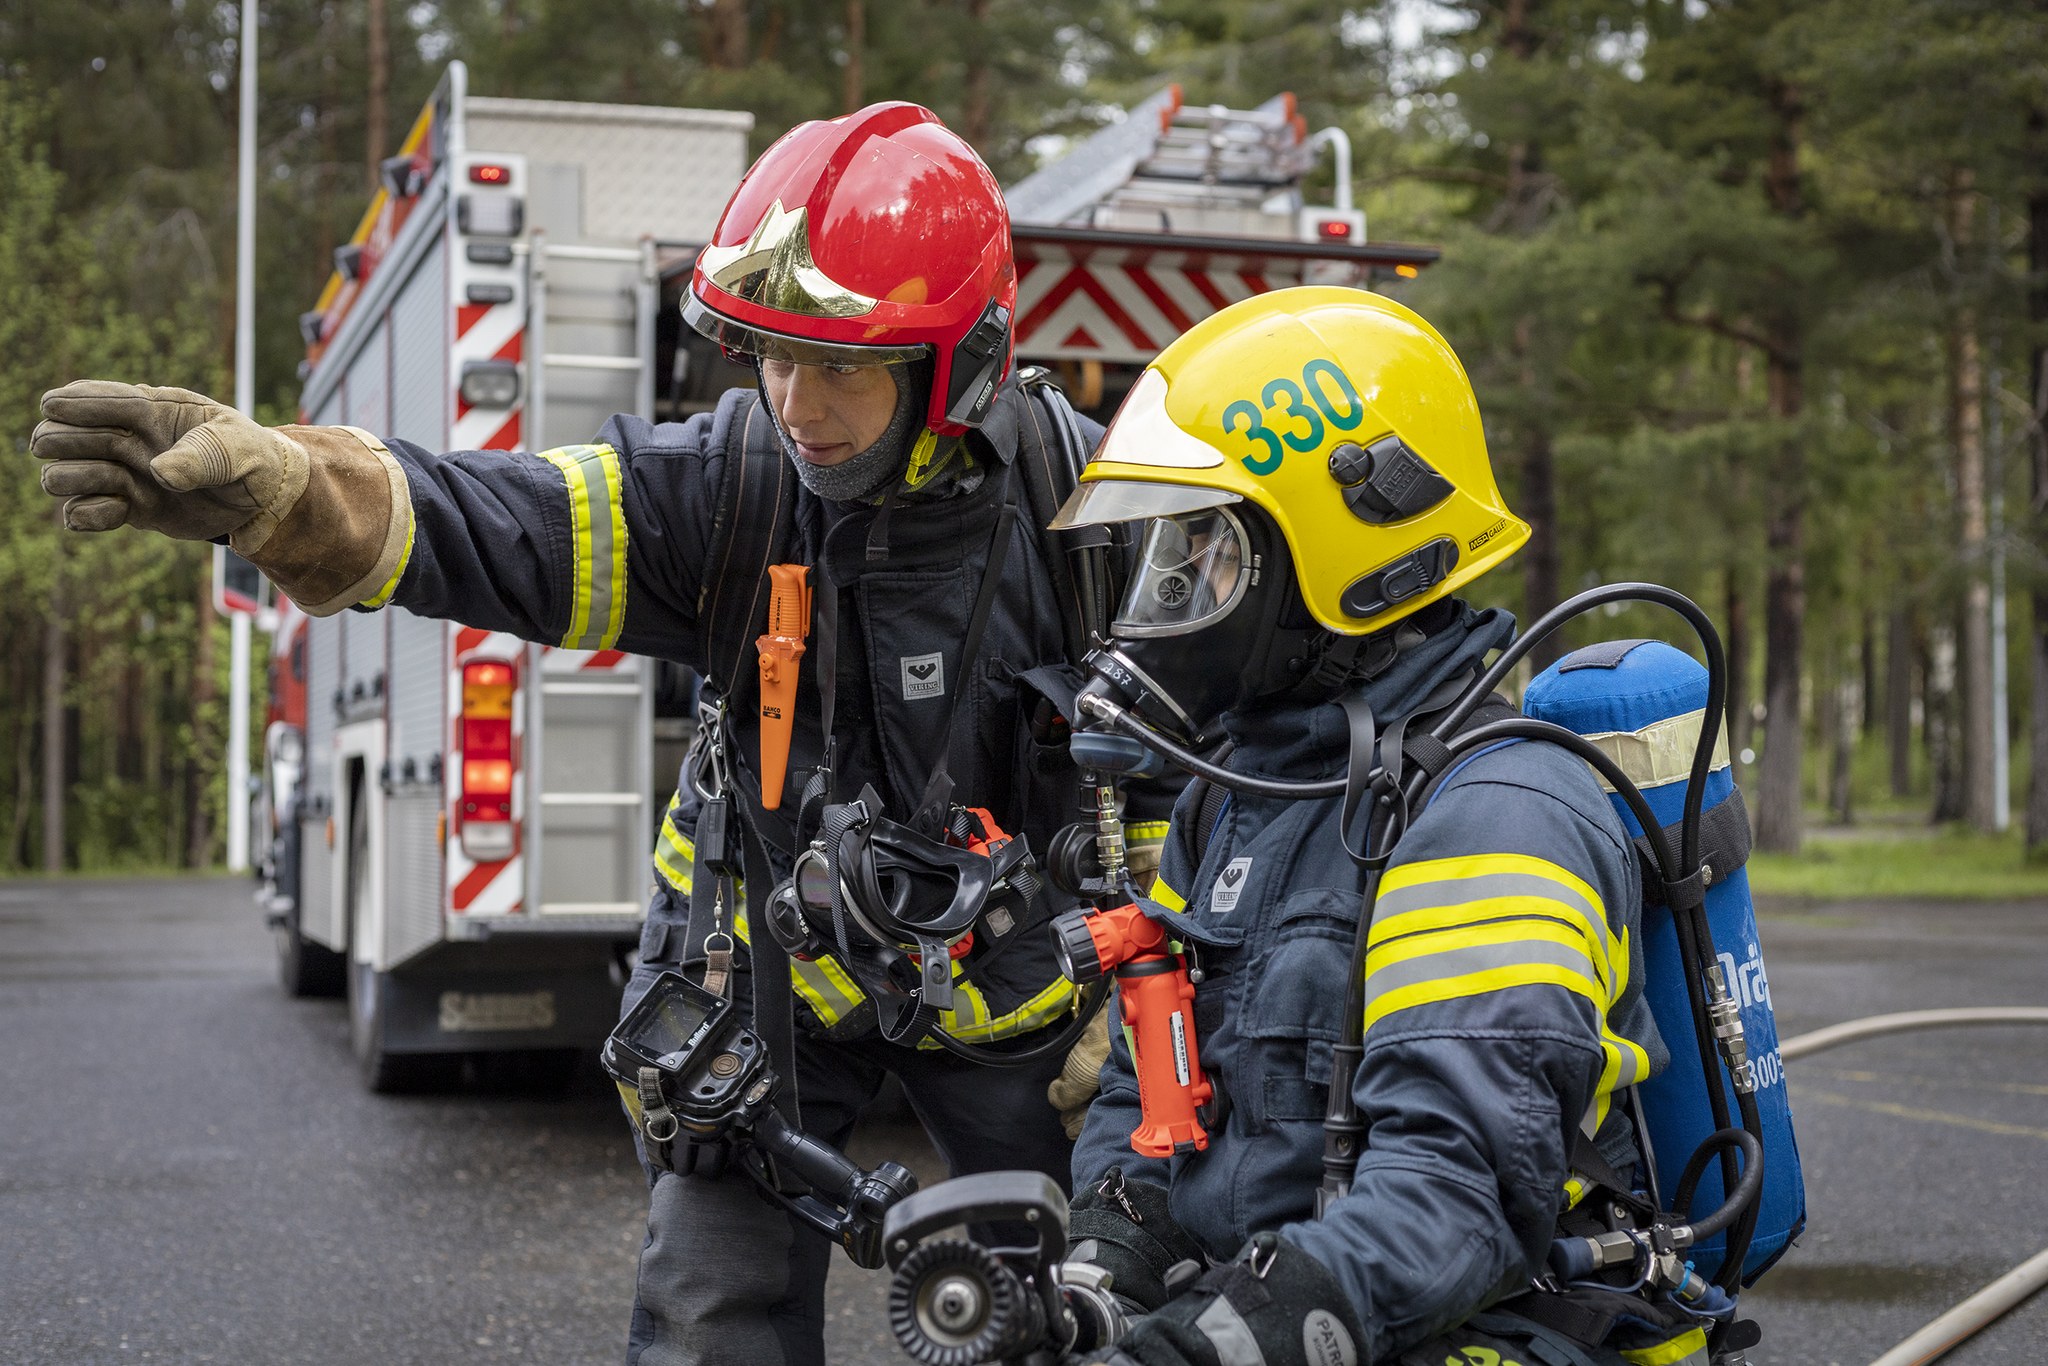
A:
[2,877,2045,1364]
[1739,897,2048,1364]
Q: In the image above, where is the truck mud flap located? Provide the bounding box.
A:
[372,964,624,1054]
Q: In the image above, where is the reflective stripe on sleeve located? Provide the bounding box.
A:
[534,443,628,650]
[1364,852,1650,1117]
[360,509,415,609]
[653,793,694,895]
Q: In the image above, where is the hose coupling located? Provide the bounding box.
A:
[1704,964,1755,1093]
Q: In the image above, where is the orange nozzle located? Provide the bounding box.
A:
[756,564,812,810]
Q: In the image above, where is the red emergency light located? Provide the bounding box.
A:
[1318,218,1353,240]
[459,659,517,862]
[469,163,512,185]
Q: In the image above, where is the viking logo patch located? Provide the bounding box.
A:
[901,652,945,700]
[1210,856,1252,914]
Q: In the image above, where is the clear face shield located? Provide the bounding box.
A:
[1114,507,1253,639]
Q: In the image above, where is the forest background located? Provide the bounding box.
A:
[2,0,2046,876]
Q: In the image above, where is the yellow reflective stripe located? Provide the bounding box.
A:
[1373,855,1623,993]
[1123,821,1171,843]
[653,795,694,895]
[361,509,415,608]
[932,975,1078,1046]
[1365,959,1605,1033]
[535,443,627,650]
[1151,877,1187,912]
[731,905,868,1025]
[1621,1327,1709,1366]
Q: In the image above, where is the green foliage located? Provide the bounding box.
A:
[0,81,229,871]
[4,0,2047,869]
[1750,828,2048,901]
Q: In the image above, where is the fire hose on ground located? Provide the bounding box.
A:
[1780,1006,2048,1366]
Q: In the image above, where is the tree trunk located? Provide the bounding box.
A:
[1827,648,1857,826]
[1726,567,1752,770]
[1927,619,1964,823]
[1861,612,1879,738]
[706,0,749,69]
[1949,171,1997,831]
[1754,332,1805,850]
[842,0,864,114]
[2024,130,2048,858]
[962,0,993,149]
[41,553,65,873]
[1518,426,1562,666]
[1500,3,1562,669]
[1752,77,1808,854]
[1887,605,1914,797]
[366,0,388,190]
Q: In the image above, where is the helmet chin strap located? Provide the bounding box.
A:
[1287,598,1453,704]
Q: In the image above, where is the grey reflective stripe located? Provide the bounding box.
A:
[1375,870,1617,958]
[1193,1296,1268,1366]
[577,444,621,649]
[1581,706,1730,793]
[1365,935,1606,1003]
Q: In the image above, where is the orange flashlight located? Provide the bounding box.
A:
[757,564,811,810]
[1052,902,1210,1157]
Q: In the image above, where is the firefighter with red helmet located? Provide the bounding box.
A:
[31,103,1172,1366]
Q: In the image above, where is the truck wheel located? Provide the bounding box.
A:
[278,903,347,998]
[344,785,453,1093]
[276,820,345,998]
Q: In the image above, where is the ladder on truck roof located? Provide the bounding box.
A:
[1002,88,1440,375]
[1007,87,1319,238]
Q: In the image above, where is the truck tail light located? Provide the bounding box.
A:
[459,659,517,863]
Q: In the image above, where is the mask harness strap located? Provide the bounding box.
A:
[910,466,1018,836]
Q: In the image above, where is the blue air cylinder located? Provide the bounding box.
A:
[1524,639,1804,1283]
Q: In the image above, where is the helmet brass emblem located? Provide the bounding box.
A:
[697,200,879,320]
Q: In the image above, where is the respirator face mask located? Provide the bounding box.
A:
[1078,504,1311,748]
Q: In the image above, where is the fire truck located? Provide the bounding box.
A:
[260,65,1435,1092]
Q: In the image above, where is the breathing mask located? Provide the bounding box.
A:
[1076,502,1324,749]
[762,787,1044,1029]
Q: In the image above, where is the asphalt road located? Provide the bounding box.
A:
[3,876,2046,1365]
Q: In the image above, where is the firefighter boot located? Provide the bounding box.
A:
[34,380,410,616]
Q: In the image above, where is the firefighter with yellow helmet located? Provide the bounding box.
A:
[1049,287,1709,1366]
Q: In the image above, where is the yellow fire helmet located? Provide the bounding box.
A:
[1051,286,1528,636]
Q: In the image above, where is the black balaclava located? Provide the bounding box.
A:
[762,358,955,504]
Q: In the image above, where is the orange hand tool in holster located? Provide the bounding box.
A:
[756,564,812,810]
[1051,901,1211,1157]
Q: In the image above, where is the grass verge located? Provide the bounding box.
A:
[1749,828,2048,901]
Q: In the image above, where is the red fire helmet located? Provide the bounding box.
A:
[685,102,1016,436]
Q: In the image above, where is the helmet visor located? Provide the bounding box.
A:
[1114,507,1252,639]
[683,292,930,368]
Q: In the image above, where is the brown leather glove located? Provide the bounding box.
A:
[1048,1002,1115,1139]
[34,381,412,616]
